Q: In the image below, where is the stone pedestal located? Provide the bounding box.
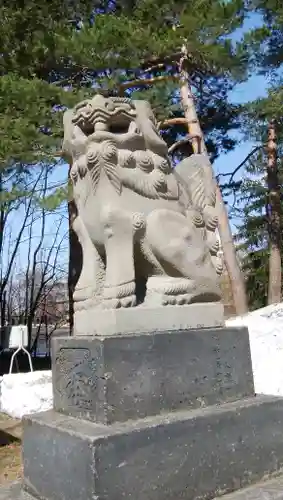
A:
[73,302,224,335]
[4,326,283,500]
[52,326,253,424]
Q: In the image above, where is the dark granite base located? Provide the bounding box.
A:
[2,475,283,500]
[22,395,283,500]
[216,475,283,499]
[52,326,254,424]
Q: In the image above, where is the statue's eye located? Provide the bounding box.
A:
[85,105,92,115]
[106,101,115,111]
[129,122,140,134]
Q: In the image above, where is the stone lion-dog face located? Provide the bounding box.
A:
[64,95,175,200]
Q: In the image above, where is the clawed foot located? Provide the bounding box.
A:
[146,277,193,306]
[102,281,137,309]
[102,295,137,309]
[146,277,221,306]
[162,290,221,306]
[162,293,192,305]
[73,286,96,303]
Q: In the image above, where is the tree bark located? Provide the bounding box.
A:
[179,48,248,315]
[267,120,281,304]
[0,171,4,326]
[67,168,82,335]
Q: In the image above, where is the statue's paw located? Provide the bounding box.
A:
[73,286,96,302]
[162,290,221,306]
[162,295,176,306]
[102,281,136,309]
[175,295,188,305]
[120,295,137,308]
[162,293,193,306]
[74,297,99,312]
[101,298,120,309]
[102,295,136,309]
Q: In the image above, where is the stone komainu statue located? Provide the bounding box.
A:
[63,94,223,312]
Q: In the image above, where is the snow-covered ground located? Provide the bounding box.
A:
[227,303,283,396]
[2,303,283,419]
[0,371,52,419]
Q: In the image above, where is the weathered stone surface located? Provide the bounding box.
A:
[0,482,33,500]
[74,302,224,336]
[63,95,224,334]
[213,475,283,499]
[52,326,254,424]
[22,396,283,500]
[3,474,283,500]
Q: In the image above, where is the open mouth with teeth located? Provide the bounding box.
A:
[90,119,143,149]
[72,103,144,148]
[94,117,140,135]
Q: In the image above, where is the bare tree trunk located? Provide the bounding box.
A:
[0,171,5,326]
[0,170,44,329]
[179,47,248,315]
[67,166,82,335]
[215,183,248,314]
[267,120,281,304]
[0,172,4,258]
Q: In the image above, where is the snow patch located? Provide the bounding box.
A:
[226,303,283,397]
[0,370,52,419]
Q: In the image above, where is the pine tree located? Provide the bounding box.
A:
[233,117,283,309]
[237,0,283,306]
[1,1,248,161]
[234,147,269,310]
[247,0,283,71]
[245,1,283,137]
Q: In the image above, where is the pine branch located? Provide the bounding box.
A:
[118,74,179,91]
[168,135,202,154]
[141,52,183,71]
[158,117,188,129]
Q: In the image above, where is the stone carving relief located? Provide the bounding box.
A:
[55,348,98,411]
[63,94,223,315]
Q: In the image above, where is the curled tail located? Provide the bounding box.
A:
[174,153,223,276]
